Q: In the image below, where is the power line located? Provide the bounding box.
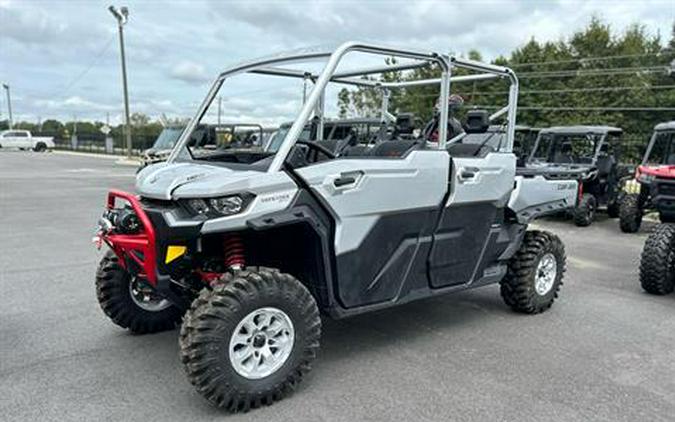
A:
[508,50,672,68]
[49,34,116,99]
[474,105,675,112]
[517,65,668,78]
[469,84,675,96]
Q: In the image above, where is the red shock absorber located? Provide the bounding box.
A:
[223,234,245,270]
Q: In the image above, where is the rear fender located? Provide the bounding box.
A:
[508,175,579,223]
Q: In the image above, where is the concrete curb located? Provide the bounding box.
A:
[54,150,141,166]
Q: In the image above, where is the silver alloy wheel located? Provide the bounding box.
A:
[229,307,295,380]
[535,253,557,295]
[128,278,171,312]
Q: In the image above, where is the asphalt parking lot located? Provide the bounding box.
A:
[1,152,674,422]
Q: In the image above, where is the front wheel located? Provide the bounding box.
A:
[500,230,566,314]
[180,267,321,412]
[639,224,675,295]
[95,251,184,333]
[573,193,596,227]
[619,194,643,233]
[607,193,622,218]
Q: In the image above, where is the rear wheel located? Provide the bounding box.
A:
[95,251,184,334]
[500,230,566,314]
[33,142,47,152]
[639,224,675,295]
[619,194,642,233]
[180,267,321,412]
[573,194,596,227]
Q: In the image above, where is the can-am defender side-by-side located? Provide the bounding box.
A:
[619,122,675,233]
[525,126,629,226]
[93,43,576,412]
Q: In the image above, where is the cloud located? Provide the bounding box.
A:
[0,2,109,47]
[2,0,672,124]
[169,61,211,84]
[35,96,116,112]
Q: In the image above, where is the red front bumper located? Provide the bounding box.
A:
[97,190,159,286]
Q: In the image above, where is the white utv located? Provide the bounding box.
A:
[93,42,577,411]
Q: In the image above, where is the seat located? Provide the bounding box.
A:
[369,139,421,157]
[595,155,614,176]
[446,142,494,157]
[553,142,573,163]
[342,145,370,156]
[314,139,339,153]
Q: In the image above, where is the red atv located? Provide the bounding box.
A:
[619,122,675,233]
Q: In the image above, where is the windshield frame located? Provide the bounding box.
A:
[152,126,185,150]
[643,130,675,165]
[529,131,609,165]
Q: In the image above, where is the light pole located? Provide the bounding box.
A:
[108,5,132,158]
[2,84,13,129]
[217,96,222,125]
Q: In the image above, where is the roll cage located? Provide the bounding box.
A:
[167,41,519,169]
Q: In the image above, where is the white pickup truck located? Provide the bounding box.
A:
[0,130,55,152]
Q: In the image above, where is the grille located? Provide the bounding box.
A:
[657,183,675,197]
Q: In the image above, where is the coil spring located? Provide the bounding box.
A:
[223,234,245,269]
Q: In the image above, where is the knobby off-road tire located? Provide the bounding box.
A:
[619,193,642,233]
[573,193,596,227]
[180,267,321,412]
[95,251,184,334]
[500,230,566,314]
[639,224,675,295]
[607,193,622,218]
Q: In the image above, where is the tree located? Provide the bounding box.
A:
[130,112,150,127]
[334,16,673,152]
[41,119,64,135]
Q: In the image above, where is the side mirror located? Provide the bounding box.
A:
[465,110,489,134]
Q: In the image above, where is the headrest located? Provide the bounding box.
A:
[465,110,490,134]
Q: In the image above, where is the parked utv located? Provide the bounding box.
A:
[512,125,540,163]
[93,43,576,412]
[526,126,629,226]
[619,121,675,233]
[140,123,266,168]
[265,116,393,154]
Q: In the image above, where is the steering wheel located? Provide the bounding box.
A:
[295,140,336,161]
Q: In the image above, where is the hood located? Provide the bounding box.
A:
[136,162,294,200]
[639,165,675,179]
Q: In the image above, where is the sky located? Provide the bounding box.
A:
[0,0,673,125]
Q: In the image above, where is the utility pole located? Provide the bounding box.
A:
[2,84,13,129]
[108,5,132,158]
[217,96,222,125]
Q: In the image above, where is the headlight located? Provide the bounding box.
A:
[187,198,210,215]
[636,172,655,184]
[185,194,252,217]
[209,196,244,215]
